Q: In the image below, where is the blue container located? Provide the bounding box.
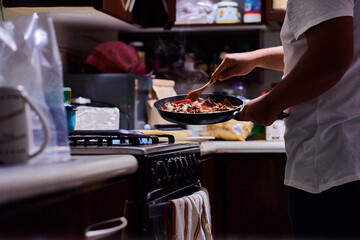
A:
[64,103,77,131]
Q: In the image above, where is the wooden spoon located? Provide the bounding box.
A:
[186,77,217,102]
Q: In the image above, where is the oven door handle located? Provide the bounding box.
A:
[85,217,128,240]
[148,202,173,219]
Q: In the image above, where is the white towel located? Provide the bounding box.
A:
[187,193,206,240]
[169,198,186,240]
[168,188,213,240]
[197,189,212,240]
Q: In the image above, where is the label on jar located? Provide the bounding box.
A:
[243,0,261,23]
[244,0,261,13]
[216,6,240,23]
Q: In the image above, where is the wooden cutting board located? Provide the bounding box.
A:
[135,129,193,138]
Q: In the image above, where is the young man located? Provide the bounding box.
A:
[212,1,360,239]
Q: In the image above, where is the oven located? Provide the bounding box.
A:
[69,130,204,239]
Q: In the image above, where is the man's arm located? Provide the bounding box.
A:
[240,16,354,125]
[211,46,284,81]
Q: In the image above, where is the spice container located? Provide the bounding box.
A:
[216,0,241,24]
[266,120,285,141]
[243,0,262,23]
[65,103,77,131]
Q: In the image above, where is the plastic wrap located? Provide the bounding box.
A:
[75,106,120,130]
[205,120,253,141]
[176,0,217,24]
[0,13,71,164]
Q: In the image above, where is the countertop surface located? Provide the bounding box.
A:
[200,140,286,156]
[0,155,138,205]
[0,140,285,205]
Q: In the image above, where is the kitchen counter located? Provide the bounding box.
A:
[0,140,285,205]
[0,155,138,205]
[200,140,286,156]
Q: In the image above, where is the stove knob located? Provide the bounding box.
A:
[176,157,184,179]
[168,158,178,181]
[192,153,200,167]
[190,153,199,175]
[181,156,189,177]
[156,161,167,185]
[183,155,192,177]
[189,155,195,175]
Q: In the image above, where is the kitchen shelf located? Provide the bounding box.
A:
[129,23,268,33]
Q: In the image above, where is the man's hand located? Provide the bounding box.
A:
[211,52,257,81]
[211,46,284,81]
[238,93,282,126]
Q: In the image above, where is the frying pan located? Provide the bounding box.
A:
[154,94,289,125]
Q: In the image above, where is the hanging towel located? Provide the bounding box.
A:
[187,193,206,240]
[169,198,186,240]
[197,189,213,240]
[168,188,213,240]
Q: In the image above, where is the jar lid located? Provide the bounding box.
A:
[217,1,238,7]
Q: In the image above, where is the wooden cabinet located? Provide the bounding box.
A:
[96,0,176,29]
[2,0,176,29]
[199,155,216,233]
[0,177,131,239]
[202,153,292,239]
[265,0,286,22]
[2,0,286,29]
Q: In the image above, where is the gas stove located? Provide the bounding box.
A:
[68,130,202,239]
[68,130,200,155]
[68,129,201,200]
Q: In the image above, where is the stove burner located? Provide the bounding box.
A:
[68,130,175,147]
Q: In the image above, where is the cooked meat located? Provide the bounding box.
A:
[202,98,217,107]
[161,97,238,113]
[221,99,233,107]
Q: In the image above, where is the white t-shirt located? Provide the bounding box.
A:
[280,0,360,193]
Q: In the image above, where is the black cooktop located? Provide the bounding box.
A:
[68,130,199,155]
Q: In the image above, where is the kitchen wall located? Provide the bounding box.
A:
[54,24,120,73]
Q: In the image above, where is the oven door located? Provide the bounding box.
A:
[147,181,202,240]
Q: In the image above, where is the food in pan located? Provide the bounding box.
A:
[161,97,239,113]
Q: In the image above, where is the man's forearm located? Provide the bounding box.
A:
[265,48,350,113]
[265,17,353,112]
[253,46,284,71]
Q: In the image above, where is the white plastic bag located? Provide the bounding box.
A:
[0,12,71,164]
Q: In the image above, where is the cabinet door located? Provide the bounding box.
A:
[0,178,130,239]
[2,0,176,29]
[96,0,176,29]
[199,155,216,234]
[265,0,287,22]
[214,153,292,239]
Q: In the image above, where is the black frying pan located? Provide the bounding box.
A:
[154,94,289,125]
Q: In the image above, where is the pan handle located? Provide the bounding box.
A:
[231,111,289,121]
[278,112,290,119]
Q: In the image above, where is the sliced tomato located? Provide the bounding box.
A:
[172,99,192,104]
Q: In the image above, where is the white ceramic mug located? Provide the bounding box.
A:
[0,86,50,165]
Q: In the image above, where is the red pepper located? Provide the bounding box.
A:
[201,105,210,110]
[172,99,192,104]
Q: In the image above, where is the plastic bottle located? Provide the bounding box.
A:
[243,0,262,23]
